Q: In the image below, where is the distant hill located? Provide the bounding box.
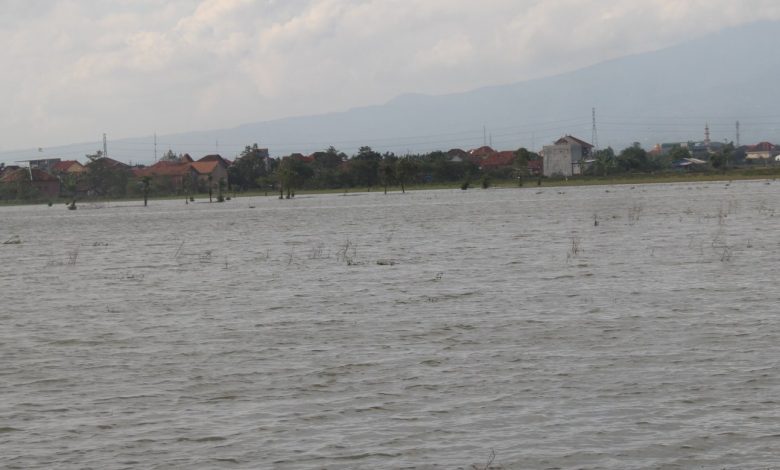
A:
[3,20,779,165]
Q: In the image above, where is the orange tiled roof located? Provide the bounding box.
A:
[556,135,594,148]
[481,151,516,168]
[51,160,85,173]
[101,157,130,169]
[747,142,775,152]
[191,161,219,174]
[0,168,59,183]
[469,146,496,158]
[140,162,193,177]
[198,154,231,166]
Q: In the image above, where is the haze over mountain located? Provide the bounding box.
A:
[3,20,779,165]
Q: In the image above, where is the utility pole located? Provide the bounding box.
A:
[591,107,599,152]
[154,132,157,162]
[483,125,487,147]
[736,120,740,147]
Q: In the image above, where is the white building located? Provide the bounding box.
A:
[542,136,594,177]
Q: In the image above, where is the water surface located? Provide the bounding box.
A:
[1,181,779,469]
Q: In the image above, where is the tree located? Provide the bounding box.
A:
[276,156,313,199]
[182,172,194,202]
[229,143,269,190]
[350,146,382,191]
[141,176,151,206]
[85,150,103,162]
[591,147,616,176]
[217,178,226,202]
[616,143,650,172]
[320,146,348,167]
[61,173,80,206]
[160,149,178,161]
[309,146,346,189]
[84,151,128,197]
[668,145,691,163]
[513,148,534,185]
[711,142,734,171]
[380,157,395,194]
[424,151,475,183]
[395,157,417,193]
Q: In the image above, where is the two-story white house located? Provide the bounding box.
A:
[542,136,594,177]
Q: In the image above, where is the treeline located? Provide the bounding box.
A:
[0,139,760,203]
[227,144,504,195]
[585,142,740,176]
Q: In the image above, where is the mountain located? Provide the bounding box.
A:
[3,20,779,165]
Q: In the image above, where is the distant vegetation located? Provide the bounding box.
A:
[1,141,778,204]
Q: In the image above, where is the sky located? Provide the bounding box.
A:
[3,0,780,155]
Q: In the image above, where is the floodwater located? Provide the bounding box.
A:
[1,181,779,469]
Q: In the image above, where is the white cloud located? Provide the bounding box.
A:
[2,0,780,151]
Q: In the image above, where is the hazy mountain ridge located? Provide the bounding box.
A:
[3,21,779,165]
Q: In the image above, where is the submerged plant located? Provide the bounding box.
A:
[627,203,643,225]
[471,448,500,470]
[566,234,583,264]
[66,248,79,265]
[3,235,21,245]
[336,239,357,265]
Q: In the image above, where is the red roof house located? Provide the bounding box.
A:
[50,160,86,175]
[481,151,516,169]
[0,168,61,199]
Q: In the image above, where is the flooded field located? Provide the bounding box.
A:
[1,181,779,469]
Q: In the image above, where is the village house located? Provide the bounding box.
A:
[192,158,229,189]
[198,154,233,167]
[0,164,20,179]
[446,148,469,162]
[542,135,593,177]
[134,154,230,192]
[0,168,60,199]
[480,151,516,170]
[26,158,62,173]
[50,160,86,177]
[468,146,496,159]
[104,157,131,170]
[744,142,779,162]
[461,146,542,176]
[134,160,197,191]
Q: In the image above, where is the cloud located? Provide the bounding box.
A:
[2,0,780,152]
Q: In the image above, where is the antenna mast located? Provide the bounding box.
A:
[736,121,740,147]
[591,107,599,151]
[102,133,108,158]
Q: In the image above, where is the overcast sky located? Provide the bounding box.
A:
[2,0,780,152]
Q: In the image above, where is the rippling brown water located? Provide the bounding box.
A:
[2,181,779,469]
